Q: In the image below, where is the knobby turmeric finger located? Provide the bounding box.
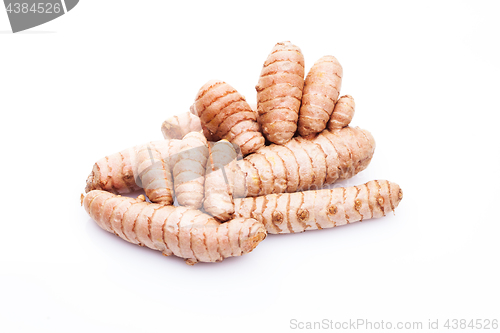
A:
[85,140,173,195]
[134,141,177,205]
[234,180,402,234]
[203,140,239,221]
[233,126,376,198]
[328,95,355,130]
[193,80,265,156]
[256,41,305,145]
[171,132,209,209]
[161,111,203,140]
[83,190,267,264]
[298,55,343,137]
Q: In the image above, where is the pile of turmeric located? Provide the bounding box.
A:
[82,41,403,265]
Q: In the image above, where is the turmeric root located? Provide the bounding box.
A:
[83,190,267,264]
[328,95,355,130]
[134,141,178,205]
[234,180,402,234]
[256,41,305,145]
[171,132,208,209]
[161,111,203,140]
[233,126,375,198]
[203,140,239,221]
[298,55,343,137]
[86,134,207,207]
[85,140,173,194]
[193,80,265,156]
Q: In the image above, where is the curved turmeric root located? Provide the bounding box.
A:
[203,140,239,221]
[328,95,355,130]
[85,140,173,194]
[193,80,265,156]
[83,190,267,264]
[298,55,343,137]
[234,180,402,234]
[234,126,376,198]
[256,41,305,145]
[134,141,177,205]
[161,111,203,140]
[86,134,208,207]
[171,132,208,209]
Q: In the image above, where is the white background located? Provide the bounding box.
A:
[1,1,499,332]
